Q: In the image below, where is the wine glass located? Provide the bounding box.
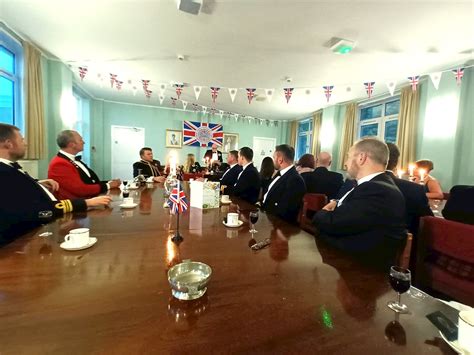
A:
[123,180,128,188]
[249,211,259,233]
[387,266,411,314]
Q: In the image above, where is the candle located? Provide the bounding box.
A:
[408,163,415,177]
[169,151,177,176]
[419,168,426,182]
[397,169,404,179]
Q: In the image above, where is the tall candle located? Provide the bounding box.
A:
[419,168,426,182]
[397,169,404,179]
[408,163,415,177]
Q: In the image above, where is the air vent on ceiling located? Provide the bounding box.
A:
[176,0,202,15]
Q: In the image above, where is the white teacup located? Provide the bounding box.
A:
[227,213,239,226]
[65,228,90,246]
[221,195,230,202]
[123,197,134,206]
[458,310,474,352]
[129,182,138,189]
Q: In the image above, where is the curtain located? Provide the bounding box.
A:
[338,102,357,169]
[24,42,45,159]
[397,86,419,169]
[311,110,322,157]
[289,120,298,148]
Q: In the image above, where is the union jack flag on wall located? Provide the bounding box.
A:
[246,88,256,104]
[452,68,464,85]
[175,84,184,99]
[167,182,188,214]
[210,87,220,103]
[183,121,223,147]
[323,86,334,102]
[364,82,375,98]
[408,76,420,91]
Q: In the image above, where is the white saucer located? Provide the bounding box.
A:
[60,237,97,251]
[439,331,465,354]
[127,186,139,190]
[120,203,138,208]
[222,220,244,228]
[221,199,231,205]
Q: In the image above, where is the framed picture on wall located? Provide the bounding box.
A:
[166,129,182,148]
[223,133,239,153]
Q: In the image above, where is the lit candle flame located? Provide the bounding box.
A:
[397,169,404,179]
[419,168,426,182]
[408,163,416,177]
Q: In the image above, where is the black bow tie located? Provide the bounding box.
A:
[274,171,281,178]
[11,162,23,170]
[75,156,82,161]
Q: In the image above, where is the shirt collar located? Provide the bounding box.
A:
[230,163,238,168]
[242,162,252,170]
[357,171,384,185]
[0,158,14,167]
[278,164,294,177]
[59,150,78,161]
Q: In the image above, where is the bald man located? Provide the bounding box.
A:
[303,151,343,200]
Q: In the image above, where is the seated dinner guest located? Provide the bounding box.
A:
[386,143,433,235]
[183,153,201,174]
[259,156,275,196]
[133,147,165,182]
[0,124,110,242]
[296,153,315,174]
[304,152,344,200]
[48,130,121,199]
[414,159,443,200]
[312,138,406,269]
[262,144,306,224]
[227,147,260,204]
[220,150,242,194]
[442,185,474,225]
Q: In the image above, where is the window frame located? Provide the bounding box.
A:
[295,118,313,160]
[357,96,400,143]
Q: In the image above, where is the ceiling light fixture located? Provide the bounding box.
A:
[330,38,356,54]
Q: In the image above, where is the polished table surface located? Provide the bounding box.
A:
[0,183,458,354]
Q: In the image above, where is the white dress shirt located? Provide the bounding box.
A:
[337,171,384,207]
[263,165,294,203]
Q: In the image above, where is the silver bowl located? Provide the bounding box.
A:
[168,260,212,300]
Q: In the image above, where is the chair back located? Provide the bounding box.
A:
[298,193,328,234]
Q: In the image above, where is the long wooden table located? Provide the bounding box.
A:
[0,184,458,354]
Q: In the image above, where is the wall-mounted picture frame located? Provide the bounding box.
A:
[166,129,182,148]
[223,133,239,153]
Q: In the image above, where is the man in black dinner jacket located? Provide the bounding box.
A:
[303,152,344,200]
[227,147,260,204]
[313,138,406,269]
[262,144,306,223]
[220,150,242,194]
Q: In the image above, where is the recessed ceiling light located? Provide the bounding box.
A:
[330,37,356,54]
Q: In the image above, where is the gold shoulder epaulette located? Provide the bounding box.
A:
[55,200,73,214]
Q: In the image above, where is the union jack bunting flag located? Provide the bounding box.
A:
[167,182,188,214]
[116,80,123,91]
[183,121,223,147]
[246,88,256,104]
[284,88,294,103]
[364,82,375,98]
[110,73,118,88]
[210,87,220,103]
[452,68,464,85]
[141,80,150,90]
[408,76,420,91]
[192,103,200,111]
[209,108,218,115]
[175,84,184,99]
[323,86,334,102]
[145,90,152,99]
[78,67,88,81]
[171,97,177,106]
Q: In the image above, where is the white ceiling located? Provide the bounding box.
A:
[2,0,473,120]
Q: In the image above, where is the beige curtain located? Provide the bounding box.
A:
[338,102,357,169]
[311,110,322,157]
[289,120,298,148]
[397,86,419,169]
[24,42,45,159]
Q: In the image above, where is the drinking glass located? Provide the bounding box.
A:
[123,180,128,188]
[249,211,259,233]
[387,266,411,313]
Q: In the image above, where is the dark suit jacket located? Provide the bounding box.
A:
[337,178,357,198]
[228,163,260,204]
[204,149,223,163]
[0,162,86,241]
[313,173,407,267]
[302,167,344,200]
[263,166,306,224]
[133,159,162,178]
[442,185,474,225]
[386,171,433,233]
[48,153,108,199]
[220,164,242,194]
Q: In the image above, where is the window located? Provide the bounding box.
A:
[358,98,400,143]
[73,87,91,165]
[0,30,23,127]
[295,119,312,160]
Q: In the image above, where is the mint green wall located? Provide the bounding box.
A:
[319,105,346,172]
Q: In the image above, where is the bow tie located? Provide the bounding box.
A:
[274,171,281,178]
[75,156,82,161]
[11,162,23,170]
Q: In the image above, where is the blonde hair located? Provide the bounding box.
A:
[183,153,196,173]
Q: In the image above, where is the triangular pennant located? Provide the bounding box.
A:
[141,80,150,91]
[364,82,375,98]
[110,73,118,88]
[159,83,167,96]
[116,80,123,91]
[174,84,184,99]
[246,88,256,104]
[159,95,164,105]
[228,88,237,102]
[219,110,224,119]
[182,100,188,110]
[407,76,420,91]
[322,86,334,102]
[194,86,202,100]
[209,108,217,115]
[265,89,274,102]
[452,68,464,85]
[283,88,294,103]
[145,90,152,99]
[171,97,177,106]
[192,103,200,111]
[78,67,88,81]
[202,106,207,114]
[132,86,138,96]
[386,80,397,96]
[234,114,239,122]
[210,87,220,104]
[429,72,442,90]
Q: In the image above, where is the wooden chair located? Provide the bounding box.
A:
[298,193,328,234]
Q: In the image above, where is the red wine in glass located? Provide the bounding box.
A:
[249,211,258,233]
[123,191,130,198]
[387,266,411,313]
[389,275,410,294]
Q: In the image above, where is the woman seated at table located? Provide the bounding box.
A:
[296,154,315,174]
[183,153,201,174]
[415,159,443,199]
[260,157,275,195]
